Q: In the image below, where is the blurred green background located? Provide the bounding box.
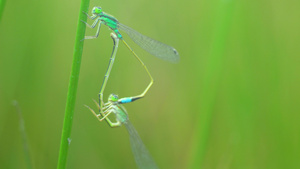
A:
[1,0,300,168]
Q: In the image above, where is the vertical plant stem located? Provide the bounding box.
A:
[190,0,235,168]
[57,0,90,169]
[13,101,33,169]
[0,0,6,22]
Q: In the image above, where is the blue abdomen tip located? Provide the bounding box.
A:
[120,97,132,103]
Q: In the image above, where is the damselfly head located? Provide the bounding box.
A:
[108,94,119,102]
[92,7,102,14]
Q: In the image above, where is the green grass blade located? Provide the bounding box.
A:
[0,0,6,22]
[56,0,90,169]
[190,0,235,168]
[13,101,33,169]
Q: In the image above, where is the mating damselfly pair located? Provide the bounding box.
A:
[83,6,179,169]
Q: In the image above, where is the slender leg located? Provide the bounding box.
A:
[100,110,114,121]
[85,103,121,127]
[85,105,102,119]
[81,18,99,29]
[93,100,121,127]
[82,20,102,40]
[117,40,154,104]
[102,103,112,110]
[98,33,119,118]
[82,11,97,20]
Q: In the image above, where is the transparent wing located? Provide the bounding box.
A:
[118,23,180,63]
[124,120,159,169]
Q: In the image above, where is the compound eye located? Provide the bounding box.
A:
[108,94,119,102]
[112,94,118,100]
[94,7,102,14]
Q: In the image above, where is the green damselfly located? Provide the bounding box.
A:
[83,7,179,116]
[86,94,159,169]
